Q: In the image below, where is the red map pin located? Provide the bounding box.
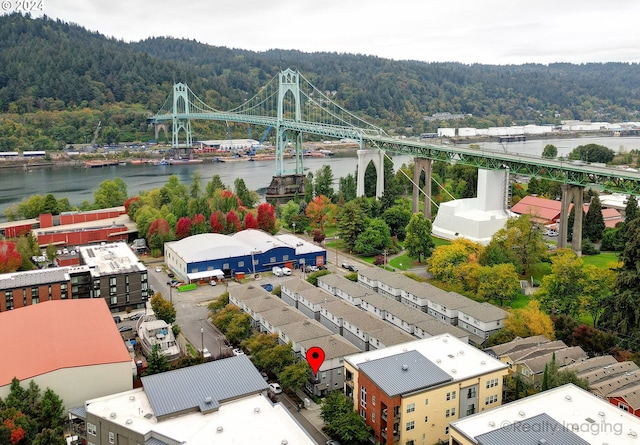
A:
[306,346,325,375]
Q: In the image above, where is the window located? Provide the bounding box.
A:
[360,386,367,408]
[467,387,477,398]
[111,296,117,305]
[425,398,429,406]
[466,404,476,416]
[406,421,415,431]
[372,412,376,423]
[48,285,52,300]
[424,416,429,423]
[87,422,96,435]
[446,408,456,418]
[485,395,498,405]
[360,409,366,420]
[406,403,415,413]
[238,261,244,267]
[109,277,117,286]
[446,391,456,400]
[486,378,499,388]
[372,395,375,406]
[60,283,67,299]
[445,426,449,435]
[23,288,27,306]
[109,431,114,444]
[406,441,415,445]
[619,403,630,412]
[5,290,13,310]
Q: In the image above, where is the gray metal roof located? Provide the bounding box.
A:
[141,355,268,420]
[145,438,170,445]
[358,349,452,396]
[68,405,86,418]
[0,267,70,290]
[458,302,508,322]
[475,412,589,445]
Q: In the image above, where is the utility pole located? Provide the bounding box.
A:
[335,236,339,265]
[201,325,204,357]
[383,250,388,267]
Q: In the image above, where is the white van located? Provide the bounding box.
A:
[272,266,283,277]
[281,267,292,276]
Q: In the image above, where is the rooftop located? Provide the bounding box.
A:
[458,302,508,322]
[299,334,360,361]
[140,355,268,419]
[345,334,507,383]
[0,299,130,387]
[85,387,315,444]
[277,319,333,343]
[165,233,250,263]
[79,242,146,276]
[0,266,71,290]
[317,273,374,298]
[450,384,640,445]
[358,349,452,396]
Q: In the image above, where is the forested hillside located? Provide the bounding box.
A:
[1,13,639,150]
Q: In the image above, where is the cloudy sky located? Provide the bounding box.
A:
[20,0,640,65]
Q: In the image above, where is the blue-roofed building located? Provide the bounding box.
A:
[344,335,508,445]
[164,229,326,283]
[77,355,318,445]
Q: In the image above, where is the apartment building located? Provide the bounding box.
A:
[344,335,508,445]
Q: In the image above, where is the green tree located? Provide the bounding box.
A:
[150,293,176,324]
[625,195,639,223]
[338,173,357,202]
[93,178,128,208]
[503,301,555,339]
[145,344,170,376]
[580,264,615,327]
[404,212,434,262]
[205,174,226,198]
[336,200,369,252]
[278,360,311,392]
[382,203,412,240]
[568,143,615,164]
[484,215,546,275]
[584,195,605,242]
[541,144,558,158]
[304,172,314,203]
[429,238,483,283]
[321,392,371,445]
[354,218,392,255]
[536,249,585,318]
[234,177,258,208]
[38,389,65,430]
[207,291,229,315]
[477,263,521,306]
[601,219,640,336]
[32,427,66,445]
[42,193,59,215]
[189,170,202,199]
[314,165,335,201]
[45,243,58,265]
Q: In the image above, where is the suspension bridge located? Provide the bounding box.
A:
[150,68,640,252]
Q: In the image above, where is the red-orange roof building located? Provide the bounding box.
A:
[0,299,133,408]
[511,195,623,228]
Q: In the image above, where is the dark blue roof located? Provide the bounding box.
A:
[141,355,268,419]
[358,349,452,396]
[475,413,590,445]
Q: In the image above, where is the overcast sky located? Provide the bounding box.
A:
[19,0,640,65]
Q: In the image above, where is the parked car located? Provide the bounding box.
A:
[232,348,245,356]
[341,262,358,272]
[326,441,342,445]
[129,313,143,321]
[272,266,283,277]
[168,272,175,278]
[113,315,121,324]
[210,280,217,286]
[268,383,282,394]
[199,348,212,361]
[118,325,133,332]
[155,267,162,272]
[281,266,292,276]
[305,265,319,273]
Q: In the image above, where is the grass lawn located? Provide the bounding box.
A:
[389,254,426,271]
[508,293,530,309]
[582,251,620,268]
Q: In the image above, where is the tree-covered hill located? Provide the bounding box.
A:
[1,13,639,150]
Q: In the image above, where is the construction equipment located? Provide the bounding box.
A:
[90,121,101,147]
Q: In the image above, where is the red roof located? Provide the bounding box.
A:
[0,299,131,386]
[511,195,562,224]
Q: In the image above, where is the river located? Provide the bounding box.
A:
[2,135,640,222]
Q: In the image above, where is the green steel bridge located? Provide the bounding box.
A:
[150,68,640,195]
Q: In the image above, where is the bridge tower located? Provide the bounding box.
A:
[356,149,385,198]
[266,69,306,203]
[558,184,584,254]
[172,83,193,156]
[412,159,433,219]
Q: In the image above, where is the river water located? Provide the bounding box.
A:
[2,135,640,222]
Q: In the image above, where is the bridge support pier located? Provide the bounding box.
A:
[412,158,432,219]
[356,149,385,198]
[153,123,168,142]
[558,184,584,254]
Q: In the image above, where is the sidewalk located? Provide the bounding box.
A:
[294,389,327,437]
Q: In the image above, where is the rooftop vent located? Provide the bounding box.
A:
[443,338,448,343]
[254,407,261,414]
[459,350,465,355]
[451,369,457,374]
[518,410,526,417]
[630,430,638,438]
[481,360,486,365]
[144,413,153,419]
[598,411,605,418]
[128,396,135,402]
[488,421,495,427]
[402,364,409,371]
[585,417,595,424]
[125,419,132,425]
[538,440,548,444]
[205,396,213,404]
[436,359,442,364]
[565,395,572,401]
[281,440,288,445]
[109,412,117,419]
[217,426,223,433]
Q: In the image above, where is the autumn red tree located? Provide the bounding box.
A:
[305,195,336,231]
[225,210,242,234]
[175,217,192,239]
[244,212,258,229]
[0,241,22,273]
[256,202,276,234]
[148,219,173,253]
[191,213,207,235]
[210,211,225,233]
[123,196,139,214]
